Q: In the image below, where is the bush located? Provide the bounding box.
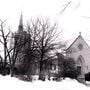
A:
[62,58,80,79]
[85,72,90,81]
[1,67,10,76]
[57,54,80,79]
[15,75,33,82]
[6,67,10,75]
[15,65,27,75]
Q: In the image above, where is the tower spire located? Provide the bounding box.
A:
[18,12,23,32]
[79,32,81,36]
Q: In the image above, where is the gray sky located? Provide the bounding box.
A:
[0,0,90,56]
[0,0,90,40]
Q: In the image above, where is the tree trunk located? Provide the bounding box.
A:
[39,54,43,80]
[4,43,7,68]
[10,65,14,77]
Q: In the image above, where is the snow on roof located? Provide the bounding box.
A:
[65,35,90,49]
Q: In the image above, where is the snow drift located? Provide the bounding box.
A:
[0,75,90,90]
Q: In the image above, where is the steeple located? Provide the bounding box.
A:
[18,13,23,32]
[79,32,81,36]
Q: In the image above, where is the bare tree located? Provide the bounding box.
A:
[0,19,31,76]
[0,20,16,75]
[27,18,60,79]
[0,20,11,68]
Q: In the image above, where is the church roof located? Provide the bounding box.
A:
[65,34,90,50]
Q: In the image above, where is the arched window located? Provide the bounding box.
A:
[77,57,82,66]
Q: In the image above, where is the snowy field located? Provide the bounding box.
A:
[0,75,90,90]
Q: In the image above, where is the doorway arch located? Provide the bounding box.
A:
[76,55,85,74]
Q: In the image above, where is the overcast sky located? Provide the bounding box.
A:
[0,0,90,40]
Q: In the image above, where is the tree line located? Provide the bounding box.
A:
[0,18,80,81]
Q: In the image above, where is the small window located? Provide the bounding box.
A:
[78,44,83,50]
[52,65,56,70]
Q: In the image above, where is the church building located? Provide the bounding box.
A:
[10,14,90,77]
[66,33,90,75]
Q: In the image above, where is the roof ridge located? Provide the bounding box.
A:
[66,34,90,50]
[66,35,81,50]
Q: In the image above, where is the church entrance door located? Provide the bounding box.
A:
[77,66,81,74]
[77,55,85,75]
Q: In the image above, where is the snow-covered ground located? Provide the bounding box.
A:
[0,75,90,90]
